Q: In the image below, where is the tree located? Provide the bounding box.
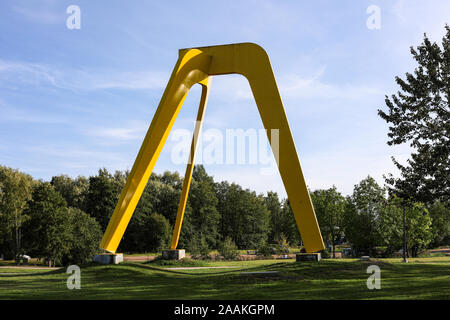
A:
[22,183,72,266]
[51,175,89,212]
[378,26,450,204]
[64,207,102,265]
[218,237,239,260]
[428,201,450,246]
[343,176,385,255]
[276,200,301,246]
[188,166,220,248]
[140,213,171,252]
[264,191,283,243]
[405,202,433,257]
[378,196,404,255]
[215,181,270,249]
[0,166,35,260]
[310,186,346,258]
[85,168,120,231]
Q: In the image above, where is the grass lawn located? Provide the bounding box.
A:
[0,257,448,300]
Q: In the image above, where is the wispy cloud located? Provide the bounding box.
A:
[86,121,149,141]
[208,66,384,103]
[0,59,168,92]
[0,99,68,124]
[12,5,63,24]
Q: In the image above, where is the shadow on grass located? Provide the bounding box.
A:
[1,260,448,300]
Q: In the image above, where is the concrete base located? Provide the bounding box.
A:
[93,253,123,265]
[162,249,185,260]
[296,253,321,262]
[360,256,370,261]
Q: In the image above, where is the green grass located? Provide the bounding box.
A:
[0,257,449,300]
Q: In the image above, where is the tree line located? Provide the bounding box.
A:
[0,164,448,266]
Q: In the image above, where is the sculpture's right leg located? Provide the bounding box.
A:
[170,78,211,249]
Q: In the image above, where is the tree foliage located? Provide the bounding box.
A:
[310,186,346,257]
[0,166,35,260]
[378,26,450,203]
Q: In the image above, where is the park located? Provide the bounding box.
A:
[0,2,449,304]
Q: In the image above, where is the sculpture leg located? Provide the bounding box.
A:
[170,78,211,249]
[99,50,211,253]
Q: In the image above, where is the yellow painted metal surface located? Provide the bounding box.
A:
[170,77,211,249]
[100,43,325,253]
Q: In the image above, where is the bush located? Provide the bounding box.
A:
[319,249,330,259]
[275,233,290,254]
[219,237,239,260]
[188,234,210,259]
[256,243,274,257]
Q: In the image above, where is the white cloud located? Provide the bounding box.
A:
[0,100,68,124]
[86,121,149,141]
[12,5,63,24]
[0,59,168,91]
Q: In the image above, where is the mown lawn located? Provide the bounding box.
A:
[0,258,448,300]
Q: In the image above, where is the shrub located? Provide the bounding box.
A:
[256,243,274,257]
[219,237,239,260]
[188,234,210,259]
[319,249,330,259]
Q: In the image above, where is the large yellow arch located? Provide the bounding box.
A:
[100,43,325,253]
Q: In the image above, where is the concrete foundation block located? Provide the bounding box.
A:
[360,256,370,261]
[296,253,321,262]
[162,249,185,260]
[93,253,123,265]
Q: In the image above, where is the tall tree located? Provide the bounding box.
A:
[310,186,346,258]
[428,201,450,246]
[188,166,220,248]
[85,168,120,231]
[51,175,89,212]
[22,183,72,266]
[277,200,302,246]
[264,191,283,243]
[343,176,385,255]
[378,26,450,204]
[0,166,35,260]
[64,207,102,265]
[215,180,269,249]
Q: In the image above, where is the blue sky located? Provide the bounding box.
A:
[0,0,449,197]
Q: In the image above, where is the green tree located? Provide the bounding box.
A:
[215,181,270,249]
[0,166,35,260]
[428,201,450,246]
[218,237,239,260]
[277,200,302,246]
[378,26,450,204]
[51,175,89,212]
[264,191,283,243]
[406,202,433,257]
[140,212,171,252]
[343,176,385,255]
[22,183,72,266]
[310,186,346,258]
[64,207,102,265]
[85,168,120,231]
[188,165,220,248]
[378,196,404,255]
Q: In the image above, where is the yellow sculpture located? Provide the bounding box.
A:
[100,43,325,253]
